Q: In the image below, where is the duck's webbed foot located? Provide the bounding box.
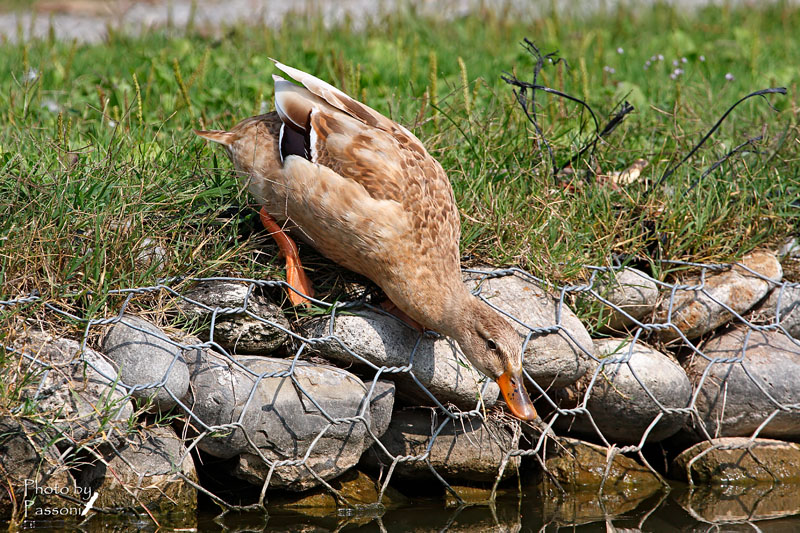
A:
[259,207,315,308]
[379,299,424,332]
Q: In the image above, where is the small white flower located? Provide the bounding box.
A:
[681,57,688,63]
[25,68,38,82]
[699,55,706,62]
[40,99,59,113]
[658,54,664,61]
[108,120,117,128]
[603,66,615,74]
[725,72,735,81]
[617,47,624,54]
[672,59,679,67]
[259,100,269,114]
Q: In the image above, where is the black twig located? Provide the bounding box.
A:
[682,135,765,197]
[559,100,635,173]
[503,39,635,179]
[652,87,786,191]
[501,39,568,175]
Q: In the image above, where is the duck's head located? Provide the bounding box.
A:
[450,298,538,421]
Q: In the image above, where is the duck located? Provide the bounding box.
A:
[195,60,537,421]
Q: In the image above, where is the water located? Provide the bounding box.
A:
[10,481,800,532]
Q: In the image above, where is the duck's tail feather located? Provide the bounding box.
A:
[193,129,235,145]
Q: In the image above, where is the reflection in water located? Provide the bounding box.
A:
[676,482,800,525]
[9,481,800,532]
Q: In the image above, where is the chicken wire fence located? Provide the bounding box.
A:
[1,257,799,512]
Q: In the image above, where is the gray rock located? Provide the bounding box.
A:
[178,280,290,354]
[465,272,593,389]
[672,437,800,485]
[306,309,500,410]
[0,416,81,518]
[361,409,520,483]
[754,283,800,339]
[551,338,691,444]
[594,267,659,331]
[103,315,190,411]
[777,236,799,258]
[78,426,197,514]
[12,331,133,447]
[183,349,392,490]
[545,437,661,488]
[655,252,782,342]
[680,326,800,441]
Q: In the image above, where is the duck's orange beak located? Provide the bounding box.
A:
[496,371,537,421]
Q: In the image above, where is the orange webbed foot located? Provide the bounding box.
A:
[259,207,315,308]
[379,299,424,332]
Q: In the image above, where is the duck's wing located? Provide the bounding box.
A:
[271,62,461,266]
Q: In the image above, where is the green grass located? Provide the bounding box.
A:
[1,2,798,311]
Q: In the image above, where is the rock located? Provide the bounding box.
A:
[178,280,290,354]
[103,315,190,411]
[550,338,691,444]
[77,425,197,515]
[365,380,395,439]
[754,283,800,338]
[361,409,520,484]
[654,251,782,342]
[269,469,408,510]
[676,483,800,524]
[543,437,661,490]
[12,330,133,447]
[672,437,800,485]
[444,486,494,508]
[0,416,81,519]
[594,267,659,331]
[777,236,799,258]
[465,272,594,389]
[681,326,800,440]
[305,309,500,410]
[184,349,391,491]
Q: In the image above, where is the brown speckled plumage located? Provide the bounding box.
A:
[194,61,538,420]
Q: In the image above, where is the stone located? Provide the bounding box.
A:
[0,416,81,519]
[672,437,800,485]
[754,283,800,339]
[681,326,800,441]
[12,330,133,447]
[594,267,659,331]
[654,251,782,342]
[550,338,691,444]
[78,426,197,516]
[464,272,594,389]
[103,315,190,411]
[269,469,408,510]
[543,437,661,490]
[305,310,499,410]
[178,280,290,355]
[361,409,520,484]
[183,349,392,491]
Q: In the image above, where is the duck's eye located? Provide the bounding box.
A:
[487,339,498,351]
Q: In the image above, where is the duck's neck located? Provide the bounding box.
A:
[417,281,478,340]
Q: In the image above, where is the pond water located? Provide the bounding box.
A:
[10,481,800,532]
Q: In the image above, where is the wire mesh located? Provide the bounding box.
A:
[2,257,799,512]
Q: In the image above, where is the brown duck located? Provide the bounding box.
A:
[195,60,537,420]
